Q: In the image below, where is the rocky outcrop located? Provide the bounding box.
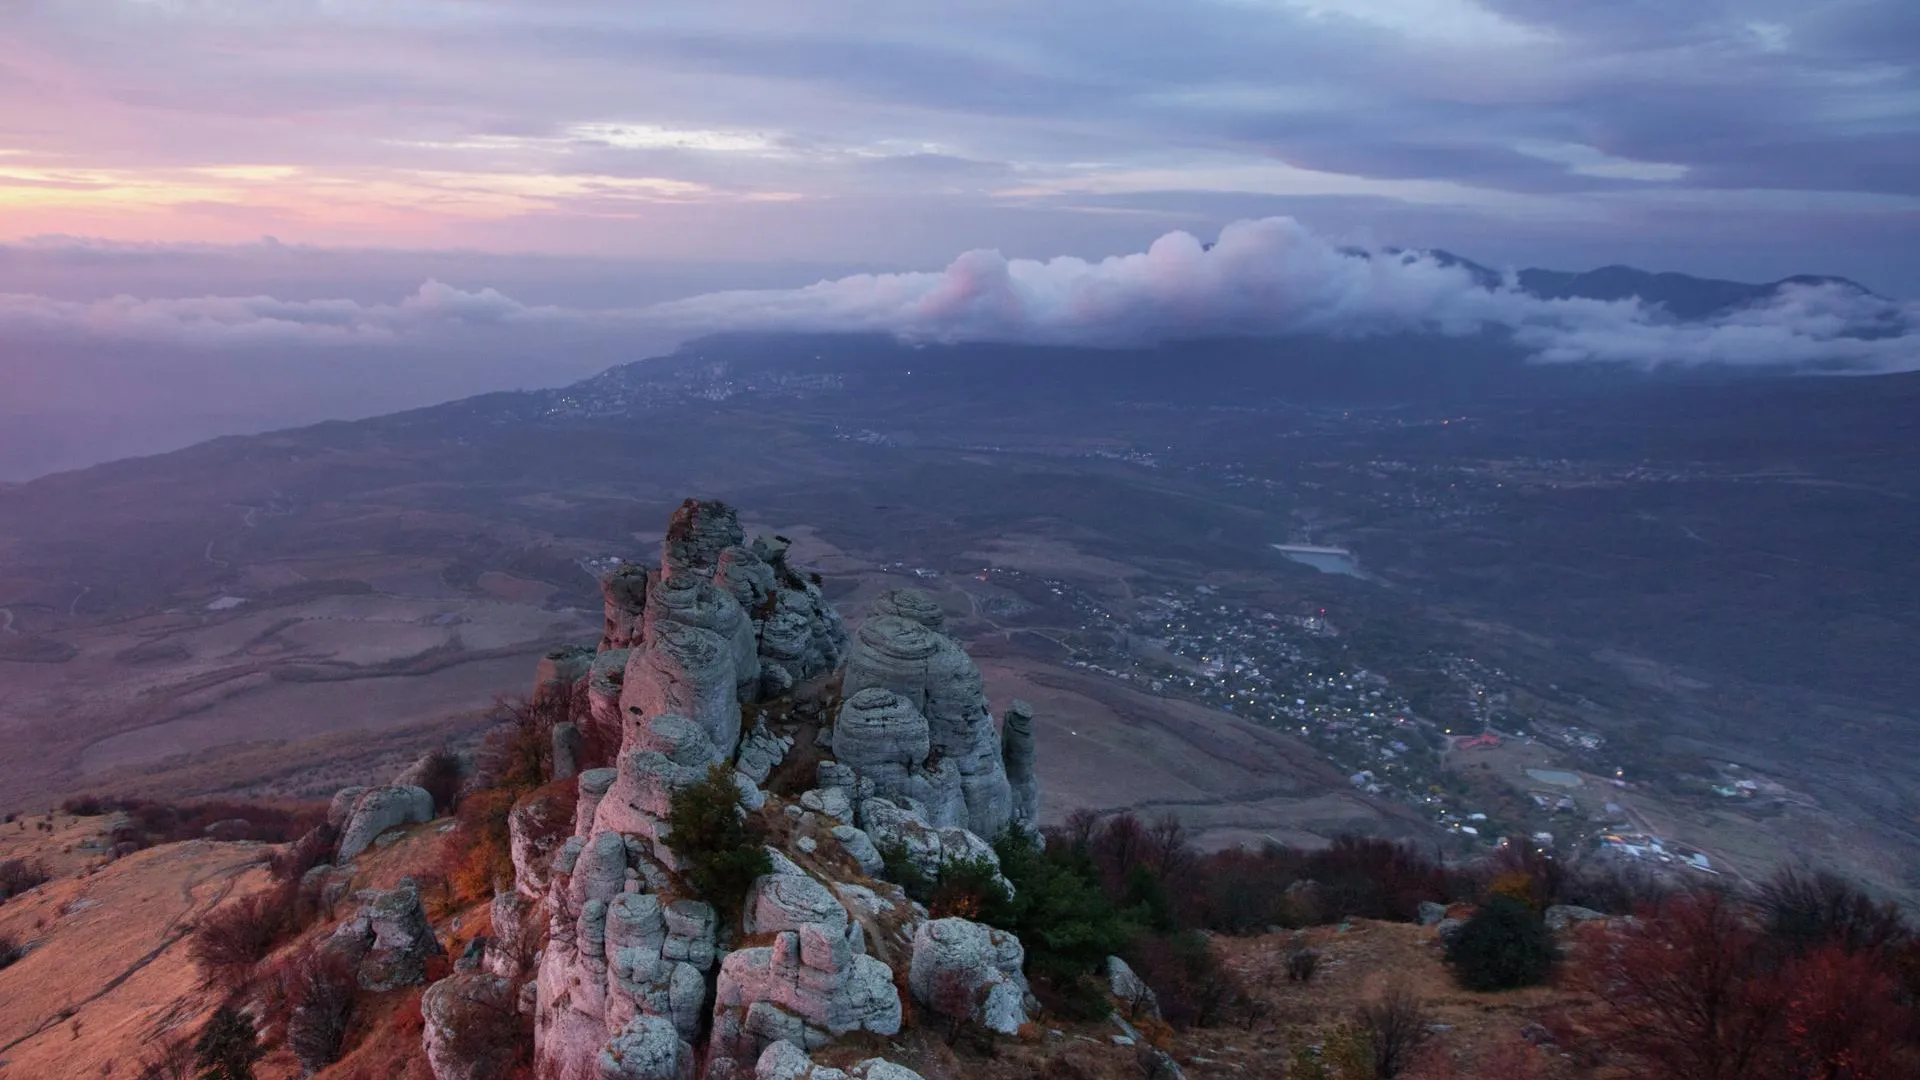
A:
[623,622,742,758]
[1001,700,1039,831]
[592,714,724,849]
[335,785,435,861]
[587,648,632,752]
[755,1042,928,1080]
[328,881,445,992]
[709,927,902,1064]
[599,1014,695,1080]
[867,588,946,631]
[602,564,652,652]
[843,616,1011,837]
[908,917,1032,1035]
[858,797,1001,882]
[1108,955,1160,1020]
[663,498,746,578]
[554,722,585,781]
[537,644,597,701]
[508,784,578,900]
[423,973,520,1080]
[530,499,1036,1078]
[645,571,759,702]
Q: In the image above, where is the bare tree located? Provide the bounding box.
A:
[1356,982,1432,1080]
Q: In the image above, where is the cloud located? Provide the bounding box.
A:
[0,280,575,343]
[647,217,1920,371]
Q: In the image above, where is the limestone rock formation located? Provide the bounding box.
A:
[508,784,578,901]
[755,1042,929,1080]
[554,722,585,781]
[525,499,1039,1078]
[623,622,741,757]
[909,917,1032,1035]
[1107,955,1160,1020]
[422,972,520,1080]
[537,644,597,701]
[867,587,946,631]
[335,785,435,861]
[599,1014,695,1080]
[645,571,759,701]
[843,616,1011,837]
[602,564,652,652]
[328,880,445,992]
[709,927,902,1064]
[1001,700,1040,831]
[663,498,746,578]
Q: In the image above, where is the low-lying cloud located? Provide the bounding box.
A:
[648,217,1920,372]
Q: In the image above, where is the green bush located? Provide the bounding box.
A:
[987,833,1139,1016]
[663,765,771,926]
[1445,896,1556,991]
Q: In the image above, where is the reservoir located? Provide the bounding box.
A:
[1272,543,1363,578]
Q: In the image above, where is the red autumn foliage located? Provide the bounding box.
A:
[1574,888,1918,1080]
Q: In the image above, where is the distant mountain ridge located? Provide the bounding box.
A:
[1415,249,1876,319]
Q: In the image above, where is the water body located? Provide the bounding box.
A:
[1272,544,1364,578]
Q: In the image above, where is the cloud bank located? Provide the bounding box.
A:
[648,218,1920,371]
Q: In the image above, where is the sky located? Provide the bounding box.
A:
[1,1,1917,478]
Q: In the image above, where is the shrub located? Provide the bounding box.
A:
[478,693,572,791]
[988,830,1137,1018]
[877,840,933,903]
[444,787,521,903]
[1757,867,1909,957]
[1574,888,1919,1080]
[270,823,339,882]
[193,1006,265,1080]
[1356,983,1433,1079]
[137,1038,198,1080]
[190,886,299,989]
[282,946,360,1073]
[0,932,24,970]
[662,765,771,925]
[1445,897,1555,991]
[928,853,1012,921]
[1126,930,1240,1029]
[0,857,51,901]
[1285,946,1321,984]
[416,749,468,815]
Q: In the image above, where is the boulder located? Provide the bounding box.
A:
[422,973,520,1080]
[1107,955,1160,1020]
[737,724,794,786]
[602,564,652,652]
[327,786,368,830]
[831,825,884,877]
[329,880,445,991]
[336,785,435,861]
[1417,901,1447,927]
[598,1014,695,1080]
[710,928,902,1064]
[755,1042,929,1080]
[908,918,1032,1035]
[1545,904,1607,933]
